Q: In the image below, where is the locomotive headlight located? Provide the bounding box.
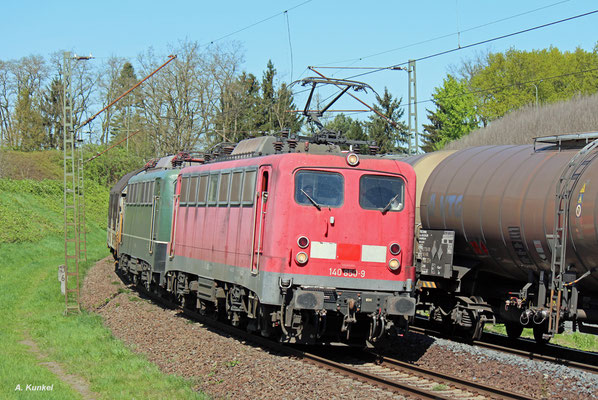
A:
[296,251,309,265]
[346,153,359,166]
[389,243,401,255]
[388,258,400,271]
[297,236,310,249]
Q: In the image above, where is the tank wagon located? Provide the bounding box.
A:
[405,133,598,343]
[111,134,418,345]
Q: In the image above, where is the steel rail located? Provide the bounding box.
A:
[376,353,531,400]
[409,323,598,375]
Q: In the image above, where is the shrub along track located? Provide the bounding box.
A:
[83,257,598,399]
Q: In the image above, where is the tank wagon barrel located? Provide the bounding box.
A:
[405,133,598,343]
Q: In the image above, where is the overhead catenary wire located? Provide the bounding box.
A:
[309,8,598,82]
[285,11,294,81]
[203,0,311,47]
[292,9,597,99]
[316,0,571,67]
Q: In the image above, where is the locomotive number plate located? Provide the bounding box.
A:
[329,268,366,278]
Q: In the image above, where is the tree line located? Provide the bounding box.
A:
[0,40,411,158]
[421,45,598,151]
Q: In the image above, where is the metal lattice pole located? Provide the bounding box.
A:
[407,60,418,155]
[62,51,81,314]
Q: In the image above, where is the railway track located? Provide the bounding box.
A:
[299,347,531,400]
[410,321,598,376]
[127,278,532,399]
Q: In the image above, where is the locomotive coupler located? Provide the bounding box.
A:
[368,310,387,342]
[341,298,357,340]
[316,310,327,339]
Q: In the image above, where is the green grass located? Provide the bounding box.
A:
[484,323,598,352]
[0,177,206,400]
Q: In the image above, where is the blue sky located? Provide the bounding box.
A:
[2,0,597,135]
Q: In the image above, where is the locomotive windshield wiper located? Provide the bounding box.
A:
[381,193,400,214]
[301,189,321,211]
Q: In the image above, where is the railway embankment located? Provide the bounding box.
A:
[0,170,204,399]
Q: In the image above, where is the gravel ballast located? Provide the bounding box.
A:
[82,257,598,399]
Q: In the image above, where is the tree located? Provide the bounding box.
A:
[0,60,15,147]
[468,46,598,125]
[108,62,144,147]
[215,72,261,143]
[365,87,407,153]
[422,75,479,151]
[325,113,366,141]
[39,78,63,149]
[259,60,276,131]
[214,60,302,144]
[138,40,244,155]
[272,82,302,134]
[13,87,45,150]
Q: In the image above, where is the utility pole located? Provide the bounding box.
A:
[407,59,418,155]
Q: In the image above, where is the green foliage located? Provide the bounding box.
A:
[325,113,367,141]
[13,88,46,151]
[0,177,109,244]
[365,87,408,153]
[484,324,598,352]
[427,45,598,148]
[213,60,303,143]
[422,75,479,152]
[470,47,598,125]
[0,149,62,180]
[83,145,145,187]
[40,78,63,150]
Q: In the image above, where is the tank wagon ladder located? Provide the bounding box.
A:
[548,137,598,338]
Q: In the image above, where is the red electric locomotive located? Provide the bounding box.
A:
[164,135,417,344]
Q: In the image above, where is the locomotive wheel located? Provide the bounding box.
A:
[505,322,524,339]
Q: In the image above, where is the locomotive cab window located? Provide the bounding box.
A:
[242,169,257,205]
[295,170,344,208]
[359,175,405,212]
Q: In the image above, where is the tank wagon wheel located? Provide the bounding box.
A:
[505,322,524,340]
[533,322,551,345]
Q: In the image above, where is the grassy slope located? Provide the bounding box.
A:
[484,324,598,352]
[0,178,205,400]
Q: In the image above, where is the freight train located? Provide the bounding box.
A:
[109,131,598,346]
[403,133,598,343]
[108,133,418,345]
